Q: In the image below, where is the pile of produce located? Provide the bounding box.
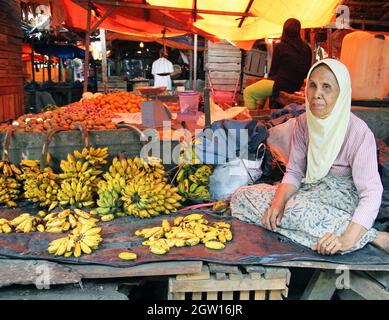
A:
[0,92,147,133]
[135,213,233,255]
[82,92,146,114]
[47,220,102,257]
[21,159,61,211]
[96,156,182,219]
[0,160,22,207]
[0,209,99,234]
[175,164,213,202]
[57,148,108,209]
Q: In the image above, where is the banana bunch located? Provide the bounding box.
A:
[105,156,167,184]
[74,147,109,168]
[135,213,233,254]
[121,177,182,218]
[47,222,102,257]
[21,164,61,211]
[0,218,12,233]
[0,160,22,207]
[43,208,98,233]
[96,173,126,217]
[59,152,103,193]
[9,213,42,233]
[0,160,22,180]
[178,140,201,166]
[57,178,95,208]
[176,164,213,202]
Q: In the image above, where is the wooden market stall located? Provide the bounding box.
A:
[0,0,25,122]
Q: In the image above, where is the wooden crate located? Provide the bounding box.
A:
[243,49,267,77]
[205,40,242,92]
[97,77,127,92]
[168,263,290,300]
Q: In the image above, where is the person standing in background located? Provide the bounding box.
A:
[151,48,174,90]
[244,18,312,110]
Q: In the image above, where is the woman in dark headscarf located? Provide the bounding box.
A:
[244,18,312,111]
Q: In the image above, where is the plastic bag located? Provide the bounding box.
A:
[209,144,265,201]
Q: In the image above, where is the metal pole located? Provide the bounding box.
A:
[193,33,197,91]
[100,28,108,93]
[189,50,193,90]
[204,88,211,127]
[83,5,92,93]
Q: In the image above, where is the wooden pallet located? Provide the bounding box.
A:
[168,263,290,300]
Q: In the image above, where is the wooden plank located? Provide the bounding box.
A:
[172,293,186,300]
[208,56,242,63]
[337,289,365,300]
[365,271,389,290]
[254,290,266,300]
[244,265,266,275]
[192,292,202,300]
[269,290,283,300]
[206,63,241,72]
[349,271,389,300]
[264,260,389,272]
[249,272,263,280]
[240,291,250,300]
[208,50,242,58]
[209,71,240,79]
[207,292,218,300]
[301,270,337,300]
[208,263,240,274]
[176,265,210,281]
[209,78,240,85]
[0,259,82,288]
[215,272,228,280]
[170,274,287,292]
[222,291,234,300]
[68,260,203,278]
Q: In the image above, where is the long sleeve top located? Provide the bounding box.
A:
[268,41,312,96]
[282,113,383,230]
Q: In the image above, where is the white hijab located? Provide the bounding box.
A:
[303,59,352,184]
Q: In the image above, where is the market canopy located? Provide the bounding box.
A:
[148,0,341,41]
[53,0,341,46]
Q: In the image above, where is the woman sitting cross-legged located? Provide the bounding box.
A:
[231,58,388,255]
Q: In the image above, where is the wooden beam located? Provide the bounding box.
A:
[238,0,254,28]
[100,28,107,93]
[83,5,91,93]
[78,0,256,17]
[142,0,150,21]
[90,6,116,34]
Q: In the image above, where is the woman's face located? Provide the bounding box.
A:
[307,65,340,118]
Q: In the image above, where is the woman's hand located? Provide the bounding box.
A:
[262,183,298,232]
[312,223,368,255]
[262,204,285,232]
[312,232,349,255]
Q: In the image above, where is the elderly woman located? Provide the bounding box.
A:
[231,59,387,255]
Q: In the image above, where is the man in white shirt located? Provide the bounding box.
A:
[151,49,174,90]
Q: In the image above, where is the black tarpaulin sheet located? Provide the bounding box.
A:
[1,208,389,268]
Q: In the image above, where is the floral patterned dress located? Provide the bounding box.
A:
[230,175,377,253]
